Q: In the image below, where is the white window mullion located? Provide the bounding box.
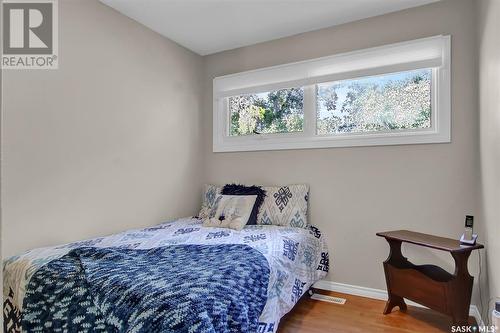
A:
[303,85,317,136]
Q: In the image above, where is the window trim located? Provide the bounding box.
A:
[213,35,451,152]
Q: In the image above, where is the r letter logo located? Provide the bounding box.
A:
[2,0,58,69]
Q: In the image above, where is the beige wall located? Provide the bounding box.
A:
[202,0,481,298]
[2,0,204,257]
[478,0,500,310]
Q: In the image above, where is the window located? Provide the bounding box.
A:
[316,69,432,135]
[213,36,450,152]
[229,87,304,136]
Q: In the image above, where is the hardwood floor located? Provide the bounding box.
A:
[278,290,477,332]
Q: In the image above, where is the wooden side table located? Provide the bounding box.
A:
[376,230,484,325]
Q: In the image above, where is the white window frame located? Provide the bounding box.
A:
[213,35,451,153]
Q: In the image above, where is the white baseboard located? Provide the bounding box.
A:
[313,280,484,326]
[469,305,485,327]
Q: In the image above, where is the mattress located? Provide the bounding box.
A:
[3,217,329,333]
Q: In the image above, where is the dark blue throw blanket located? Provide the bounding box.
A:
[22,244,270,333]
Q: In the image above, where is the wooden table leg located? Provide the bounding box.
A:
[384,294,407,314]
[382,239,408,314]
[450,251,474,326]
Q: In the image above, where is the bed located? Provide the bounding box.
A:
[3,217,329,333]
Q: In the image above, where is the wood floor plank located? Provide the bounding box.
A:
[278,290,476,332]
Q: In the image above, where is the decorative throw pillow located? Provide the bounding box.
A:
[256,184,309,228]
[221,184,266,225]
[198,184,221,220]
[202,195,257,231]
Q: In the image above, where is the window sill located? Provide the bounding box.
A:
[213,129,451,152]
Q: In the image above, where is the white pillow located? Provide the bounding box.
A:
[198,184,221,220]
[202,195,257,231]
[256,184,309,228]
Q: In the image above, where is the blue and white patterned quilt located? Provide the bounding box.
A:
[3,217,329,333]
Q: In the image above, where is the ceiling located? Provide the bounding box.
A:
[100,0,440,56]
